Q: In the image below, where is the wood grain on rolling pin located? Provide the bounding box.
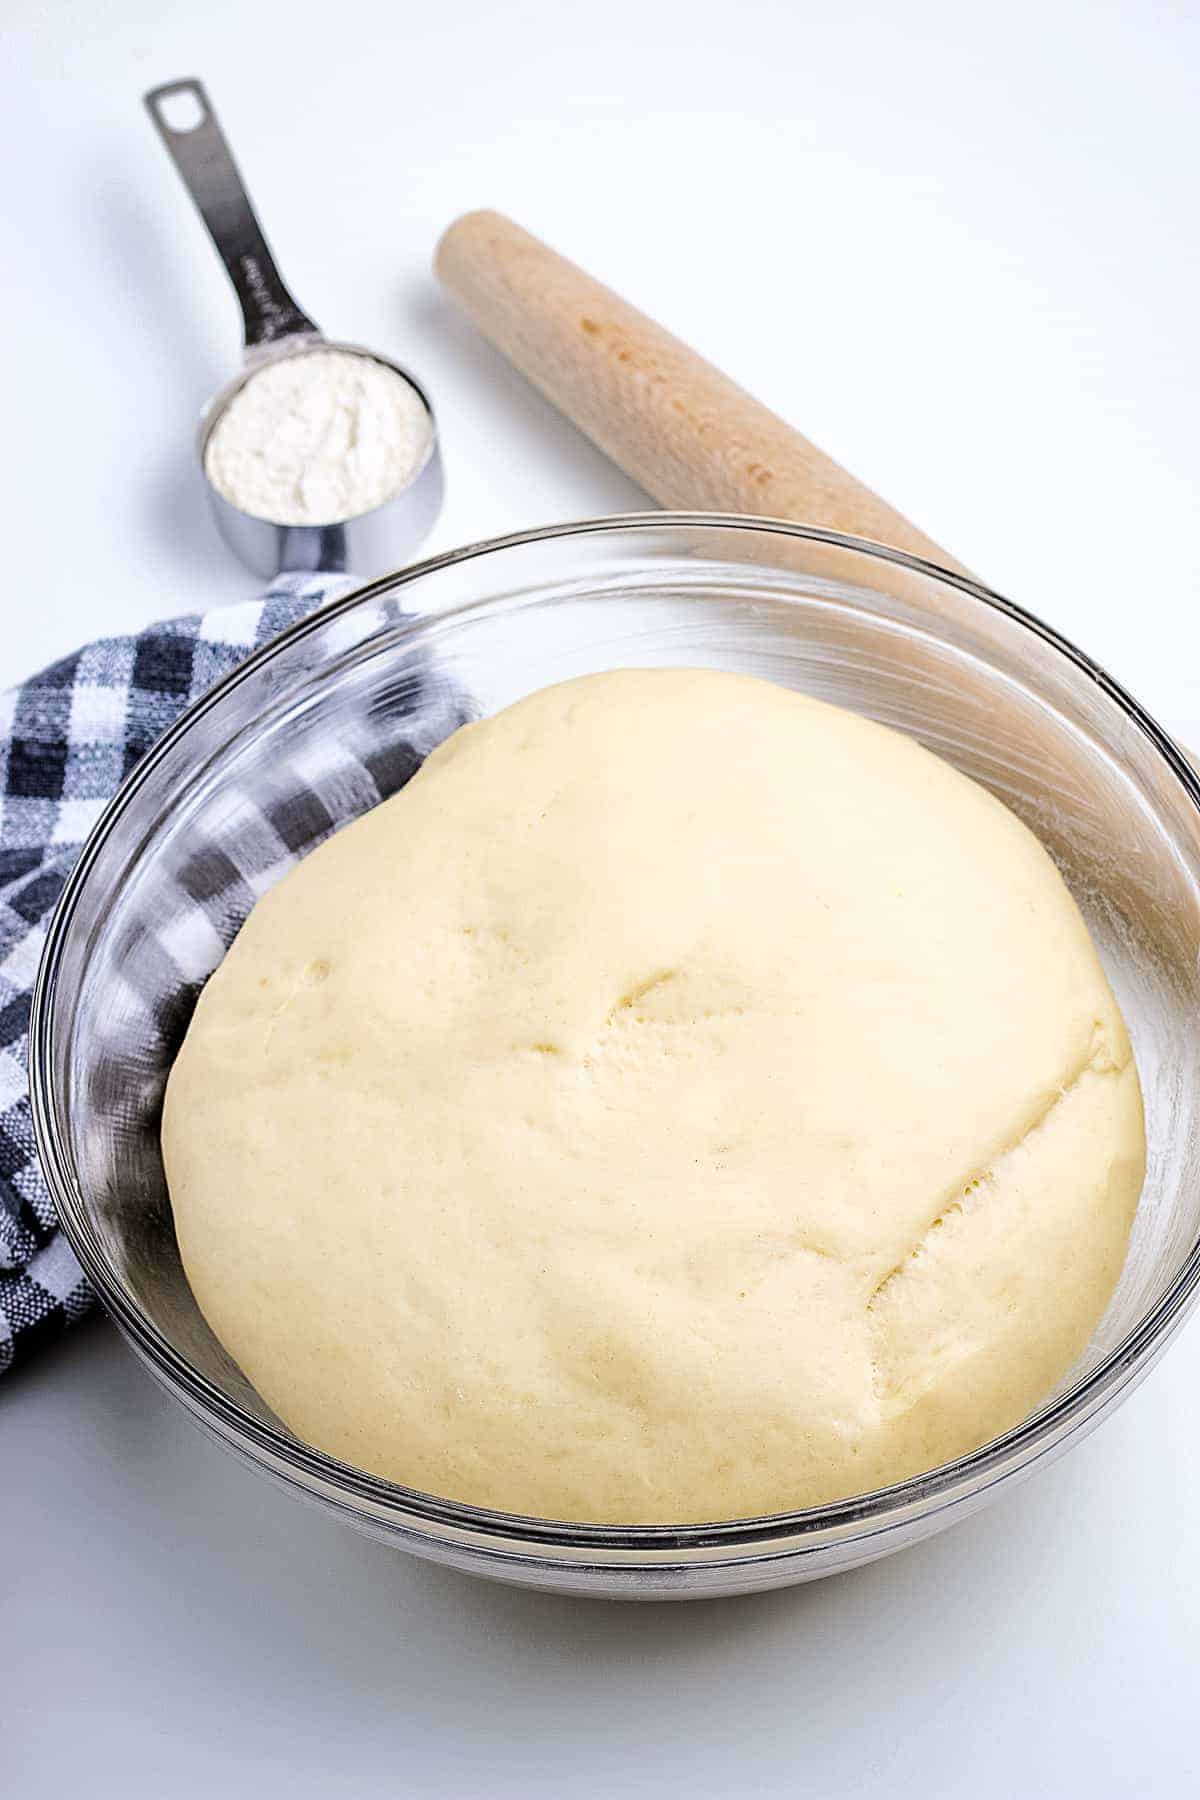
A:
[435,210,964,574]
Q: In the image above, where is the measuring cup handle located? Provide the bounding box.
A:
[144,78,321,354]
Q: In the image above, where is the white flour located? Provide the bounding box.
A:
[204,348,432,525]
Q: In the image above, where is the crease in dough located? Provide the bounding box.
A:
[866,1024,1131,1318]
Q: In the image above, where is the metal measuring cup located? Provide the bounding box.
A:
[144,78,443,580]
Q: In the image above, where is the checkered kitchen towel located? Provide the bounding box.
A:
[0,573,365,1374]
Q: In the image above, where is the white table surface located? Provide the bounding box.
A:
[4,1,1199,1793]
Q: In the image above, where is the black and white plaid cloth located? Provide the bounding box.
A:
[0,573,363,1374]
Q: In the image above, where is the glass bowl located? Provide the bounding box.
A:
[30,516,1200,1600]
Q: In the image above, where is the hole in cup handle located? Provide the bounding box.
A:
[145,78,209,137]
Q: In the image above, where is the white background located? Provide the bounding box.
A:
[4,0,1200,1793]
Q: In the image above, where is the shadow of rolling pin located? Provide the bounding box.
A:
[435,209,966,577]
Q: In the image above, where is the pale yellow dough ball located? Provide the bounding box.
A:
[163,669,1145,1523]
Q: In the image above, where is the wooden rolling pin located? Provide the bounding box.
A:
[435,209,964,575]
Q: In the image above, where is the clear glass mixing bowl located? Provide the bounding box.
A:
[30,516,1200,1599]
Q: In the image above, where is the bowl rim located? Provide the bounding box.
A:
[31,510,1200,1560]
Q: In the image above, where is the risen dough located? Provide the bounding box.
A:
[163,669,1145,1523]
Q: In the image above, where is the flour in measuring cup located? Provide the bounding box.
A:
[204,348,432,526]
